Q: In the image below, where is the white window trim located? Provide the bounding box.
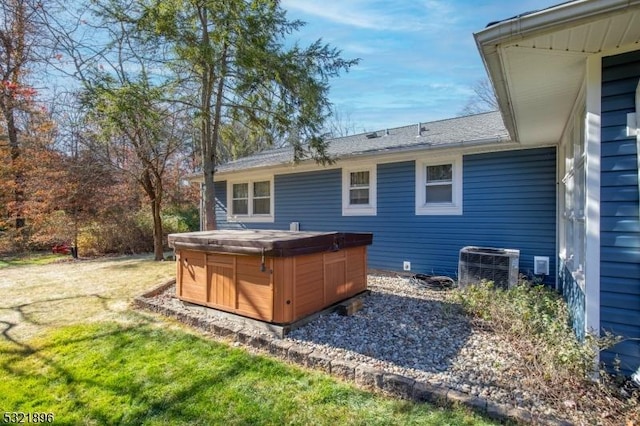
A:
[226,178,274,223]
[342,165,377,216]
[415,155,463,215]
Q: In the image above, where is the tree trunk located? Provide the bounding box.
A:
[202,160,216,231]
[205,43,227,231]
[151,194,164,261]
[4,108,25,231]
[142,168,164,261]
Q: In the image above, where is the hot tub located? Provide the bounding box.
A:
[168,230,373,325]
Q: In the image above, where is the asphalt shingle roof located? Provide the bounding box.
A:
[216,111,509,174]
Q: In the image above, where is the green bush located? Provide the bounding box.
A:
[163,205,200,232]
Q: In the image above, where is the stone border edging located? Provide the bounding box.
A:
[133,284,572,426]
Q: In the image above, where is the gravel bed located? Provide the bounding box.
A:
[144,272,570,423]
[287,274,547,413]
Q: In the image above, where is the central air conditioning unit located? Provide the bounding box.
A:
[458,246,520,289]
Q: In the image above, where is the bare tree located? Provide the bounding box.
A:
[0,0,42,239]
[323,106,359,138]
[459,78,498,116]
[41,0,186,260]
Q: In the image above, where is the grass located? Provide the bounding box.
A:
[0,254,175,342]
[0,252,70,269]
[0,322,494,425]
[0,255,497,425]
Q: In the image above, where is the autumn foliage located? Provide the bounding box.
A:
[0,93,199,256]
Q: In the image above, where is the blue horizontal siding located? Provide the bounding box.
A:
[601,126,636,141]
[601,94,635,111]
[600,50,640,375]
[215,147,556,284]
[213,181,244,230]
[601,341,640,375]
[601,170,638,186]
[601,140,638,157]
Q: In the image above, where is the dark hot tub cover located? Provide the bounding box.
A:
[168,230,373,257]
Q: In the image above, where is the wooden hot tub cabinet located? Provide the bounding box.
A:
[168,230,373,325]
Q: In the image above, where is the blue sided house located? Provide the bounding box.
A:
[199,0,640,379]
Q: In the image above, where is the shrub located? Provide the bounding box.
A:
[77,217,152,257]
[454,280,617,379]
[163,205,200,232]
[76,207,197,257]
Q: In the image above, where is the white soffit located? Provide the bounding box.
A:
[499,46,587,145]
[477,1,640,145]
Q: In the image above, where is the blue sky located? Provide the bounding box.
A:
[282,0,561,133]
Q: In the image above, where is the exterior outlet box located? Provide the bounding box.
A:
[289,222,300,231]
[403,261,411,271]
[534,256,550,275]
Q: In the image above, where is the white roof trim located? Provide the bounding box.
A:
[475,0,640,47]
[475,0,640,145]
[207,137,517,182]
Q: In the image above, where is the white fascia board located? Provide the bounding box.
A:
[475,0,640,48]
[475,0,640,145]
[474,43,519,143]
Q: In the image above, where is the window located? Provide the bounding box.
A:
[227,178,274,222]
[425,164,453,203]
[350,171,370,205]
[416,156,462,215]
[232,183,249,215]
[253,181,271,214]
[561,106,586,284]
[342,166,377,216]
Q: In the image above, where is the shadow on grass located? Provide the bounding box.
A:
[0,293,166,356]
[0,323,345,425]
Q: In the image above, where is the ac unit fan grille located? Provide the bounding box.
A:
[458,247,519,289]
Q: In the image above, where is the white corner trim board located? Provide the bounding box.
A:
[636,80,640,216]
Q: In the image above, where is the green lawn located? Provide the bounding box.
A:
[0,255,499,425]
[0,252,69,269]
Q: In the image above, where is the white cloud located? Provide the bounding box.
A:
[281,0,457,33]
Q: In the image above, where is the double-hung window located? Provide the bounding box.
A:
[342,166,377,216]
[415,156,462,215]
[228,178,274,222]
